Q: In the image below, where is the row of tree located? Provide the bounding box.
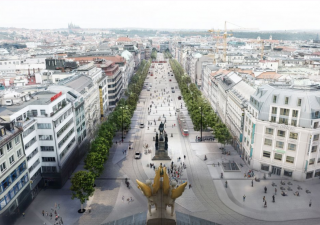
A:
[163,49,173,59]
[151,48,157,60]
[70,60,151,212]
[169,59,232,147]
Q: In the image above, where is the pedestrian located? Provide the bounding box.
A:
[61,218,63,224]
[55,210,57,215]
[46,211,48,216]
[263,196,265,202]
[264,186,267,193]
[275,188,277,195]
[189,184,192,189]
[243,195,246,202]
[50,213,52,220]
[122,196,124,202]
[184,155,186,159]
[55,203,57,208]
[116,141,117,145]
[22,212,25,218]
[130,197,133,202]
[251,180,253,187]
[272,195,275,203]
[309,199,312,207]
[264,201,267,208]
[42,210,45,216]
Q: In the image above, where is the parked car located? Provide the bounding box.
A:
[135,152,141,159]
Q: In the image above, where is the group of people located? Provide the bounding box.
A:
[41,203,64,225]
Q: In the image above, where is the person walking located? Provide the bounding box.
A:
[122,196,124,202]
[184,155,186,159]
[22,212,25,218]
[263,196,265,202]
[243,195,246,202]
[46,211,48,216]
[309,199,312,207]
[264,200,267,208]
[50,213,52,220]
[272,195,275,203]
[42,210,45,216]
[275,188,277,195]
[189,184,192,189]
[264,186,267,193]
[251,180,253,187]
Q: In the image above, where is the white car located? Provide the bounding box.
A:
[139,123,145,128]
[135,152,141,159]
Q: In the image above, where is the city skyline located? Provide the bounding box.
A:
[2,0,320,31]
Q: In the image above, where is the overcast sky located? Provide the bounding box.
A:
[1,0,320,31]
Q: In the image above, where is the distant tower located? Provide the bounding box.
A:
[257,36,261,41]
[269,35,272,40]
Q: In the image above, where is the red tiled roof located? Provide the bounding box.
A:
[116,37,132,42]
[256,72,282,79]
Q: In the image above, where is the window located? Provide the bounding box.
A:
[0,148,3,157]
[23,125,35,138]
[42,157,55,162]
[314,122,319,129]
[280,108,290,116]
[291,119,297,127]
[274,153,282,161]
[292,110,298,118]
[245,126,247,132]
[14,136,20,144]
[270,116,276,122]
[0,162,6,172]
[57,119,73,137]
[277,130,286,137]
[288,143,296,151]
[264,139,272,146]
[276,141,284,149]
[316,111,320,118]
[271,107,277,114]
[17,149,22,158]
[7,141,12,151]
[285,97,289,104]
[263,151,271,158]
[249,120,251,125]
[265,128,274,135]
[37,123,51,129]
[289,132,298,139]
[39,135,53,141]
[40,110,46,115]
[40,146,54,151]
[273,95,277,103]
[27,148,38,161]
[314,134,319,141]
[261,164,269,171]
[309,158,315,165]
[286,156,294,163]
[297,98,302,106]
[25,137,36,149]
[248,130,251,135]
[42,166,57,173]
[279,118,288,125]
[311,146,317,153]
[284,170,292,177]
[9,155,15,164]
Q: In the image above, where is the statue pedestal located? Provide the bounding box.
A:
[152,150,171,160]
[147,181,176,225]
[153,141,171,160]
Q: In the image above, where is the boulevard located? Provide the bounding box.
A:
[13,54,320,225]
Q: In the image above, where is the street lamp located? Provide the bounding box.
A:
[199,106,203,142]
[120,105,128,142]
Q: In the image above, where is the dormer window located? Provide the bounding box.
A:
[273,95,277,103]
[285,97,289,105]
[297,98,302,106]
